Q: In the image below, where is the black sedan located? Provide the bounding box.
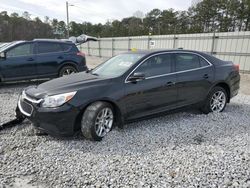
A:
[18,50,240,141]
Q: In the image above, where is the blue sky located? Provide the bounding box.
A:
[0,0,191,24]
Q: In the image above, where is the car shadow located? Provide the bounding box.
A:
[45,99,250,157]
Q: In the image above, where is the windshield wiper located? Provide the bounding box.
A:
[86,68,93,73]
[85,68,98,76]
[91,73,99,76]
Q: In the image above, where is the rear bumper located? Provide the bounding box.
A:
[77,64,88,72]
[230,74,240,99]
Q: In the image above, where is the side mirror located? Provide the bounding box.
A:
[128,72,145,83]
[0,52,6,59]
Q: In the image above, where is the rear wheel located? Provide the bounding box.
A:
[81,102,114,141]
[59,65,77,77]
[201,86,228,114]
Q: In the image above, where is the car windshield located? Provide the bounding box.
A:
[0,41,24,52]
[92,53,144,77]
[0,43,10,51]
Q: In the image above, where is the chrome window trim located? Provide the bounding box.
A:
[125,51,213,83]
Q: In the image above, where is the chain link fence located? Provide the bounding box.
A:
[80,31,250,73]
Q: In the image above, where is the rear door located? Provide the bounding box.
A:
[35,42,64,77]
[124,53,178,120]
[174,53,214,106]
[1,42,37,80]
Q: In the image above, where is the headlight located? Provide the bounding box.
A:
[41,91,77,108]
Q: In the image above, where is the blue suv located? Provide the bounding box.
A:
[0,39,87,82]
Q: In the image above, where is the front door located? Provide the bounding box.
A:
[124,53,178,120]
[1,43,37,80]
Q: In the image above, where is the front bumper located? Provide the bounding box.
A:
[18,93,80,137]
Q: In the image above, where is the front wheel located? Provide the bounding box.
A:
[81,102,114,141]
[201,86,228,114]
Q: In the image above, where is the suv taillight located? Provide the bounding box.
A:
[234,64,240,72]
[77,52,85,57]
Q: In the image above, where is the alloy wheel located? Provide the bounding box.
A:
[62,68,76,76]
[95,107,114,137]
[210,91,226,112]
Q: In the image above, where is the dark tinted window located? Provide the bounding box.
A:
[199,57,209,67]
[37,42,63,54]
[7,43,33,57]
[61,44,72,51]
[136,54,172,77]
[175,54,200,72]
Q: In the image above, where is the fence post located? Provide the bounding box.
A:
[211,32,219,55]
[173,35,178,49]
[98,40,101,57]
[87,42,90,56]
[128,37,131,51]
[111,38,114,57]
[147,36,151,50]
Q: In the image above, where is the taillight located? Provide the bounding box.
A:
[77,52,85,57]
[234,64,240,72]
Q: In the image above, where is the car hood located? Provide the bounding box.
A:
[25,72,111,99]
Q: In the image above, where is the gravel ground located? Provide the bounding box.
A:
[0,56,250,187]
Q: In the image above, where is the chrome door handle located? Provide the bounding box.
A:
[27,58,34,61]
[166,81,175,87]
[203,74,209,79]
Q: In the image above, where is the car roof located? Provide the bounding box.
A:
[123,49,223,65]
[33,39,73,44]
[124,49,207,55]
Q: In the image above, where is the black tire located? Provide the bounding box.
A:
[201,86,228,114]
[59,65,77,77]
[81,101,114,141]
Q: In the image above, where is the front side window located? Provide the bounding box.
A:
[7,43,33,57]
[135,54,172,77]
[92,54,144,77]
[37,42,62,54]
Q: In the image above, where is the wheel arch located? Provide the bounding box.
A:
[74,99,124,132]
[211,82,231,103]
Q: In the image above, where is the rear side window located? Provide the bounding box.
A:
[136,54,172,77]
[61,44,72,51]
[199,57,210,67]
[7,43,34,57]
[175,53,210,72]
[37,42,63,54]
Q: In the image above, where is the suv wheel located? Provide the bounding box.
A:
[59,66,77,77]
[201,86,228,114]
[81,102,114,141]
